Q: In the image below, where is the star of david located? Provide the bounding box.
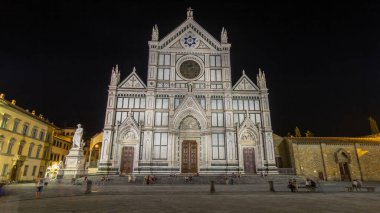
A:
[183,35,197,47]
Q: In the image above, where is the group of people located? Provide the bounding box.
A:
[288,178,316,192]
[143,175,156,184]
[305,178,317,191]
[223,172,241,185]
[352,179,363,191]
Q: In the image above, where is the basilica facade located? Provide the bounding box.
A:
[98,9,277,175]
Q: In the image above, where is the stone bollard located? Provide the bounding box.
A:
[210,180,215,193]
[85,180,92,194]
[268,180,275,192]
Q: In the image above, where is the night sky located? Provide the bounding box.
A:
[1,1,379,138]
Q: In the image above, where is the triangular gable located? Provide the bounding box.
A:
[159,18,221,51]
[233,72,259,91]
[119,69,146,89]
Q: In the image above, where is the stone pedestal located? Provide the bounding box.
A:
[59,148,87,179]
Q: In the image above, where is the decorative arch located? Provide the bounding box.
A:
[238,117,260,145]
[173,108,207,130]
[180,115,201,130]
[117,115,140,142]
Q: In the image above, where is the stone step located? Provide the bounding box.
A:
[84,174,304,185]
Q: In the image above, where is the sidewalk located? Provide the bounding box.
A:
[1,182,380,213]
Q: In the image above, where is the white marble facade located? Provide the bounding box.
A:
[98,8,277,175]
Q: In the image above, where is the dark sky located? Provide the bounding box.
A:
[1,1,380,138]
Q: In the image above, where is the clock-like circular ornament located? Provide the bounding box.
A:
[179,60,201,79]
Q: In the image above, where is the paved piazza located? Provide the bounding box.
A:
[1,182,380,213]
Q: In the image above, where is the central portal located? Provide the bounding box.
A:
[181,140,197,173]
[120,146,134,175]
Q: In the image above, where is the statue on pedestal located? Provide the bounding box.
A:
[73,124,83,148]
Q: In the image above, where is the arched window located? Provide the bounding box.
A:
[36,145,42,158]
[28,143,35,157]
[7,138,16,154]
[0,135,4,153]
[17,141,25,155]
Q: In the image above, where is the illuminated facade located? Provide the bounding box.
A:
[274,135,380,181]
[98,8,277,175]
[0,94,56,182]
[88,132,103,174]
[46,131,72,179]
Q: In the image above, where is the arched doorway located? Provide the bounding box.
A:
[181,141,197,173]
[120,146,134,175]
[335,149,351,181]
[179,116,200,174]
[243,147,256,173]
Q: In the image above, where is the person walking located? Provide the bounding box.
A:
[35,173,45,199]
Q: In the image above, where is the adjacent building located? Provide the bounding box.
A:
[98,8,277,175]
[274,134,380,181]
[0,94,56,182]
[46,130,72,179]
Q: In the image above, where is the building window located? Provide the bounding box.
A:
[159,54,171,66]
[32,165,37,176]
[232,98,260,111]
[211,113,224,127]
[17,141,25,155]
[0,138,4,153]
[157,68,170,80]
[174,96,184,108]
[13,119,20,132]
[1,115,9,129]
[196,95,206,109]
[7,139,15,154]
[155,98,169,109]
[211,99,223,110]
[155,112,169,126]
[210,69,222,81]
[153,132,168,160]
[212,133,225,159]
[23,165,29,176]
[1,164,8,176]
[43,148,47,159]
[39,131,45,141]
[233,113,261,125]
[28,143,34,157]
[22,124,29,136]
[117,96,146,109]
[36,145,42,158]
[115,111,145,125]
[31,128,38,139]
[210,55,221,67]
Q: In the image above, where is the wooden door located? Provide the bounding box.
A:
[243,147,256,173]
[181,141,197,173]
[120,147,134,175]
